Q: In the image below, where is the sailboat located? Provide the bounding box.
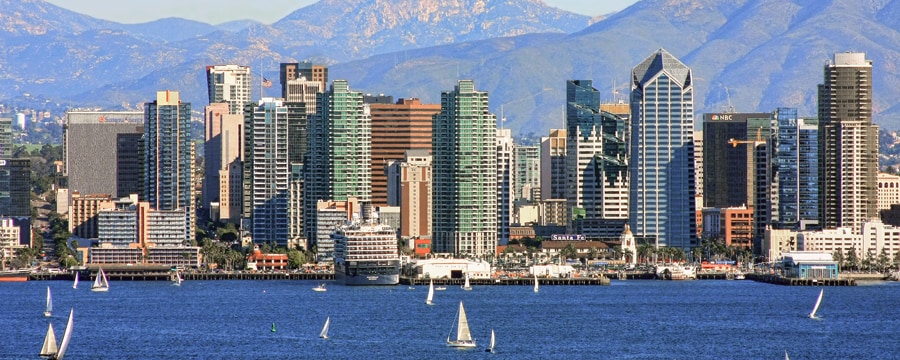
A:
[40,308,73,360]
[809,288,824,319]
[485,329,495,353]
[72,272,78,290]
[271,322,276,332]
[784,350,790,360]
[44,286,52,317]
[533,274,539,293]
[461,273,472,291]
[173,271,182,286]
[319,317,330,339]
[91,268,109,292]
[426,279,435,305]
[446,301,476,348]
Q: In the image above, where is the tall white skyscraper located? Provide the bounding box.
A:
[629,49,697,250]
[206,65,252,115]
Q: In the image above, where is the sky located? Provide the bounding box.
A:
[44,0,640,25]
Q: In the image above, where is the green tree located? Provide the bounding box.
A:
[876,249,890,272]
[560,244,577,260]
[845,247,860,271]
[287,249,306,269]
[588,247,599,260]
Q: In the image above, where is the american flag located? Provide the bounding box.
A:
[262,77,272,88]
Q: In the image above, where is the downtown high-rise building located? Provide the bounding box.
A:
[304,80,371,254]
[280,62,328,98]
[566,80,629,221]
[64,111,144,201]
[629,49,697,250]
[144,91,193,244]
[431,80,497,256]
[203,103,244,220]
[206,65,252,115]
[497,128,514,245]
[540,129,567,201]
[702,112,771,209]
[243,98,290,245]
[514,144,540,202]
[817,52,877,234]
[283,76,321,245]
[773,108,819,229]
[368,98,439,207]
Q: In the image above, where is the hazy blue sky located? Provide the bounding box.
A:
[44,0,639,25]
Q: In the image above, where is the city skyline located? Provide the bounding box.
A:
[43,0,639,25]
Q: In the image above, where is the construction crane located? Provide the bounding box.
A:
[728,127,765,148]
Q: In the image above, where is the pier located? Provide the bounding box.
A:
[402,276,610,286]
[746,273,856,286]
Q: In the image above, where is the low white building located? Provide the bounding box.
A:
[414,258,492,279]
[530,264,575,278]
[798,218,900,259]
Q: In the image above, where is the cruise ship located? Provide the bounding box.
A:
[332,222,401,285]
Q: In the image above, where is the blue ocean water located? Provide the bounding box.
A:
[2,279,899,359]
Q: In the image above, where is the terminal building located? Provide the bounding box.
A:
[781,251,838,279]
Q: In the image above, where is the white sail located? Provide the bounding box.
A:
[426,280,434,305]
[457,302,472,342]
[39,322,58,358]
[446,301,476,347]
[72,272,78,289]
[44,286,52,317]
[534,275,539,293]
[174,271,182,286]
[489,329,495,351]
[56,308,74,360]
[319,317,330,339]
[809,288,824,318]
[92,268,109,292]
[785,350,790,360]
[462,273,472,290]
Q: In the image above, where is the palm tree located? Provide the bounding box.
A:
[623,248,634,264]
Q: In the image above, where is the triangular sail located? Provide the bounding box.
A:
[784,350,790,360]
[46,287,52,313]
[489,329,495,350]
[56,308,74,360]
[320,317,330,339]
[534,275,539,293]
[73,272,79,289]
[426,280,434,305]
[40,322,58,357]
[457,302,472,341]
[809,288,824,318]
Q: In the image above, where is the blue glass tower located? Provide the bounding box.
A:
[144,90,193,244]
[629,49,697,251]
[775,108,818,228]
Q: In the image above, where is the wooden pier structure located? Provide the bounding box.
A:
[746,273,856,286]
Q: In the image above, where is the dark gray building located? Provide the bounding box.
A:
[702,112,771,209]
[65,111,144,199]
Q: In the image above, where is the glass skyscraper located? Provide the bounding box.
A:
[565,80,628,220]
[304,80,371,253]
[144,90,193,244]
[774,108,819,228]
[629,49,697,251]
[432,80,497,256]
[244,98,290,245]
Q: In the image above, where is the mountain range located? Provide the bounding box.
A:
[2,0,900,135]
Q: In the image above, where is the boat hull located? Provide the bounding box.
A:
[335,260,400,286]
[447,341,477,348]
[0,270,29,282]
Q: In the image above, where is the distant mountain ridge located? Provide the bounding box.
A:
[2,0,900,135]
